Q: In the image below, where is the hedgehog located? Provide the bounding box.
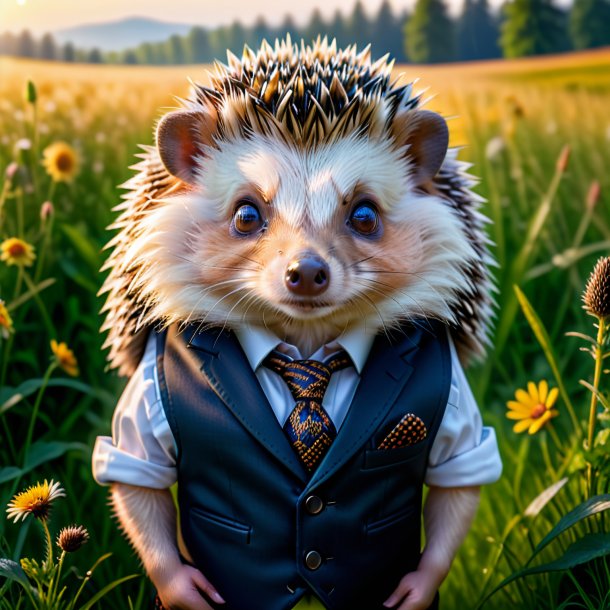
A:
[99,36,495,378]
[94,37,501,610]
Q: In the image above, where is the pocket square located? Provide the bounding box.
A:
[376,413,427,450]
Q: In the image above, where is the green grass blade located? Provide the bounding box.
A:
[529,495,610,562]
[477,533,610,608]
[75,574,139,610]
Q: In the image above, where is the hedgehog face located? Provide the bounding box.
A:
[132,124,475,352]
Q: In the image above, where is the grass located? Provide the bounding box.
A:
[0,48,609,609]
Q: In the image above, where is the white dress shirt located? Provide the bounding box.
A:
[92,324,502,488]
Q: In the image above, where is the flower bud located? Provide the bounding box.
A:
[40,201,54,222]
[25,80,37,105]
[4,162,18,181]
[556,145,571,174]
[586,181,601,212]
[583,257,610,320]
[57,525,89,553]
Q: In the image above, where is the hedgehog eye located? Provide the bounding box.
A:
[349,203,380,236]
[233,202,263,235]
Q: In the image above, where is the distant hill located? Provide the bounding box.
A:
[54,17,194,51]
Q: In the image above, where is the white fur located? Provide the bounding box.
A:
[121,133,476,353]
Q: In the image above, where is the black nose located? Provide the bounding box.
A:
[285,255,330,296]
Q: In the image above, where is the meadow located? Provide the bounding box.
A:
[0,46,609,609]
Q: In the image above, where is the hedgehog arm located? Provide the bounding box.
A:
[383,486,480,609]
[110,482,225,607]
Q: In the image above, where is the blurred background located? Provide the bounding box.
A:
[1,0,609,609]
[0,0,607,64]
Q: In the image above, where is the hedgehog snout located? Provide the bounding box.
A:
[285,252,330,297]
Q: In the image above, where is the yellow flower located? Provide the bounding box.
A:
[42,141,79,183]
[51,339,79,376]
[1,237,36,267]
[6,479,65,523]
[0,299,14,339]
[507,380,559,435]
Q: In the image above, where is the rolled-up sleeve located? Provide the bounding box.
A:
[92,333,177,489]
[425,336,502,487]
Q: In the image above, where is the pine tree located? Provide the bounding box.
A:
[209,27,232,60]
[186,27,211,63]
[570,0,610,49]
[405,0,455,63]
[458,0,500,60]
[276,14,298,41]
[0,32,17,56]
[329,9,348,48]
[252,16,271,46]
[304,8,328,44]
[228,20,247,52]
[137,42,156,64]
[166,33,186,64]
[501,0,569,57]
[40,33,57,60]
[347,1,371,49]
[17,30,36,58]
[371,0,404,60]
[62,42,75,62]
[88,48,103,63]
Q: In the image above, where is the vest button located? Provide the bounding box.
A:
[305,495,324,515]
[305,550,323,570]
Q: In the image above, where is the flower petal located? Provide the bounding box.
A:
[507,400,531,413]
[527,381,539,403]
[546,387,559,408]
[529,411,552,434]
[515,389,534,407]
[507,410,529,420]
[513,419,532,433]
[538,380,548,404]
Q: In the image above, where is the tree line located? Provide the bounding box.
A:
[1,0,609,66]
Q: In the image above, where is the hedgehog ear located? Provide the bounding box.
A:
[393,109,449,187]
[156,109,217,185]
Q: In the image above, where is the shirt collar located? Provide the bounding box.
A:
[234,323,376,375]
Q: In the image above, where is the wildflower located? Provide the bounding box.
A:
[586,181,601,212]
[51,339,79,376]
[7,480,65,523]
[14,138,31,151]
[40,201,54,222]
[57,524,89,552]
[507,380,559,435]
[5,162,19,180]
[1,237,36,267]
[505,94,525,118]
[42,141,79,183]
[485,136,505,161]
[556,145,571,174]
[583,257,610,320]
[0,299,14,339]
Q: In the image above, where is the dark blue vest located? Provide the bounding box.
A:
[157,321,451,610]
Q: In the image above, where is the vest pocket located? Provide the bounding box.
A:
[362,443,426,470]
[366,504,417,536]
[190,506,252,544]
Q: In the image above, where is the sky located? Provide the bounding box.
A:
[0,0,519,35]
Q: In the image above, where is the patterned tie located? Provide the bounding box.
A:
[263,349,352,472]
